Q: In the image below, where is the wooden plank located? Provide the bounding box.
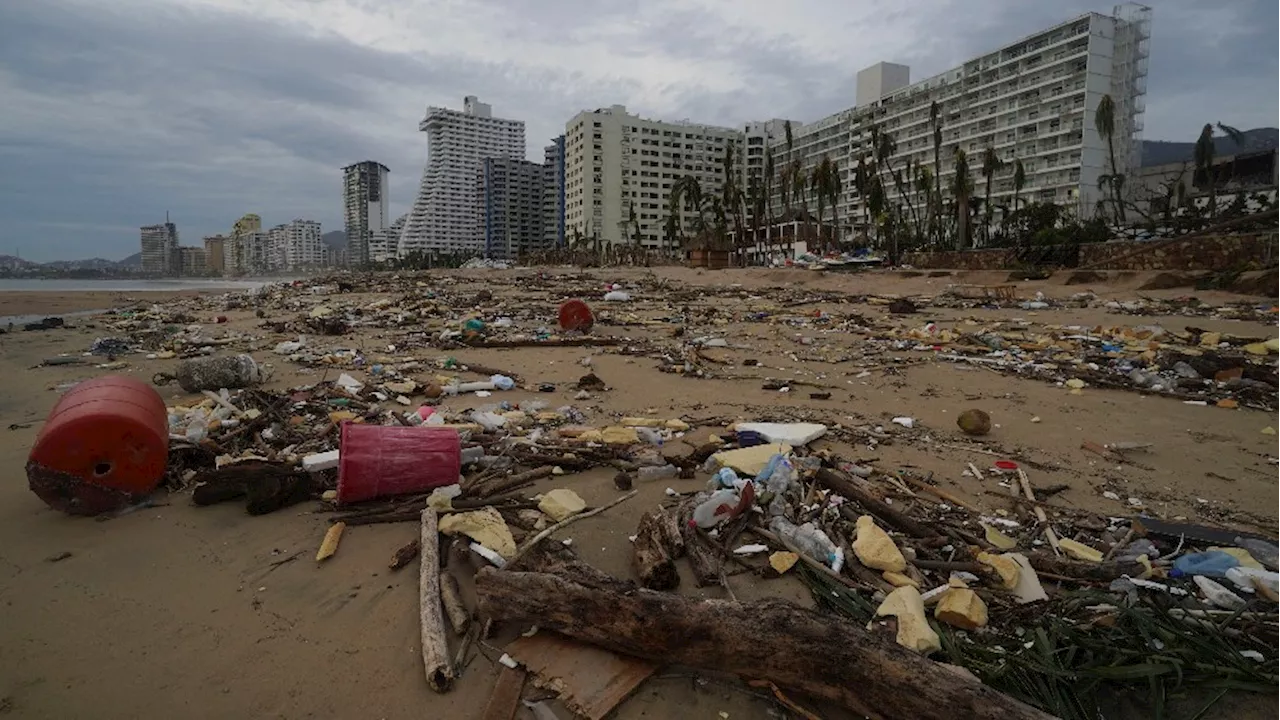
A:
[481,666,527,720]
[506,633,658,720]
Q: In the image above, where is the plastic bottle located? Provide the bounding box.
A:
[1113,538,1160,563]
[158,354,262,392]
[769,516,840,570]
[460,446,485,465]
[753,453,794,495]
[1170,551,1239,578]
[1193,576,1246,610]
[691,489,741,528]
[1225,566,1280,595]
[474,455,513,471]
[708,467,745,491]
[184,416,208,442]
[636,464,678,482]
[635,427,664,446]
[757,453,788,491]
[1234,537,1279,571]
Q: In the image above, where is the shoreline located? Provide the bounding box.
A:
[0,289,228,320]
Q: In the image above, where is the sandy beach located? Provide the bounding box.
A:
[0,290,224,320]
[0,267,1275,719]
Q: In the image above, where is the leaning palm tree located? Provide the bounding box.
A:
[1187,122,1218,215]
[811,156,835,252]
[980,147,1004,246]
[1012,159,1026,212]
[828,162,843,250]
[953,149,974,250]
[1094,94,1126,223]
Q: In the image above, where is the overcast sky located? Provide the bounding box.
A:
[1,0,1275,262]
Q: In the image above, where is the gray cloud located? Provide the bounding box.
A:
[0,0,1274,262]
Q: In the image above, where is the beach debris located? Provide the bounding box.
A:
[505,632,658,720]
[956,409,991,436]
[537,488,586,522]
[419,509,453,692]
[154,354,262,393]
[316,522,345,561]
[769,551,799,574]
[852,515,906,572]
[872,586,942,654]
[439,507,517,559]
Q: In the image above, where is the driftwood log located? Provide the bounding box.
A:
[816,468,938,538]
[678,502,722,587]
[476,547,1053,720]
[1026,552,1144,582]
[632,508,682,590]
[419,510,453,692]
[440,572,470,636]
[467,466,555,499]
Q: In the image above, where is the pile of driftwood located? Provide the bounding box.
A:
[402,445,1277,720]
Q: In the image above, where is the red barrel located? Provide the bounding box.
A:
[558,299,595,332]
[27,375,170,516]
[337,424,461,505]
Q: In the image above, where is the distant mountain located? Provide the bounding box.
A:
[43,258,121,270]
[0,255,39,270]
[321,230,346,250]
[118,252,142,267]
[1141,127,1278,167]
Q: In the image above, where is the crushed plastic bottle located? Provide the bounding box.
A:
[708,467,746,491]
[636,464,678,483]
[753,453,793,494]
[691,489,741,529]
[635,427,664,446]
[769,516,842,571]
[1113,538,1160,563]
[1170,551,1239,578]
[1234,537,1279,571]
[1193,575,1247,610]
[184,416,208,442]
[1225,566,1280,595]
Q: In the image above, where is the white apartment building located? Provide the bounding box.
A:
[283,219,324,269]
[564,105,743,248]
[768,4,1150,241]
[342,161,389,265]
[369,214,406,263]
[400,96,526,256]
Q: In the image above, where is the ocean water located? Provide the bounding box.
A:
[0,278,272,292]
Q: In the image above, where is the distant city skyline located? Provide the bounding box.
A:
[2,0,1276,261]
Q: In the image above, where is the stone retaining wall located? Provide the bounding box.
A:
[902,232,1278,271]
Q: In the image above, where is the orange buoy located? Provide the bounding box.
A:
[558,299,595,332]
[27,375,169,516]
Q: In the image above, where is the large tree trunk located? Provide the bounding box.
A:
[476,551,1053,720]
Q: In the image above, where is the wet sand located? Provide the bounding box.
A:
[0,290,223,319]
[0,267,1275,719]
